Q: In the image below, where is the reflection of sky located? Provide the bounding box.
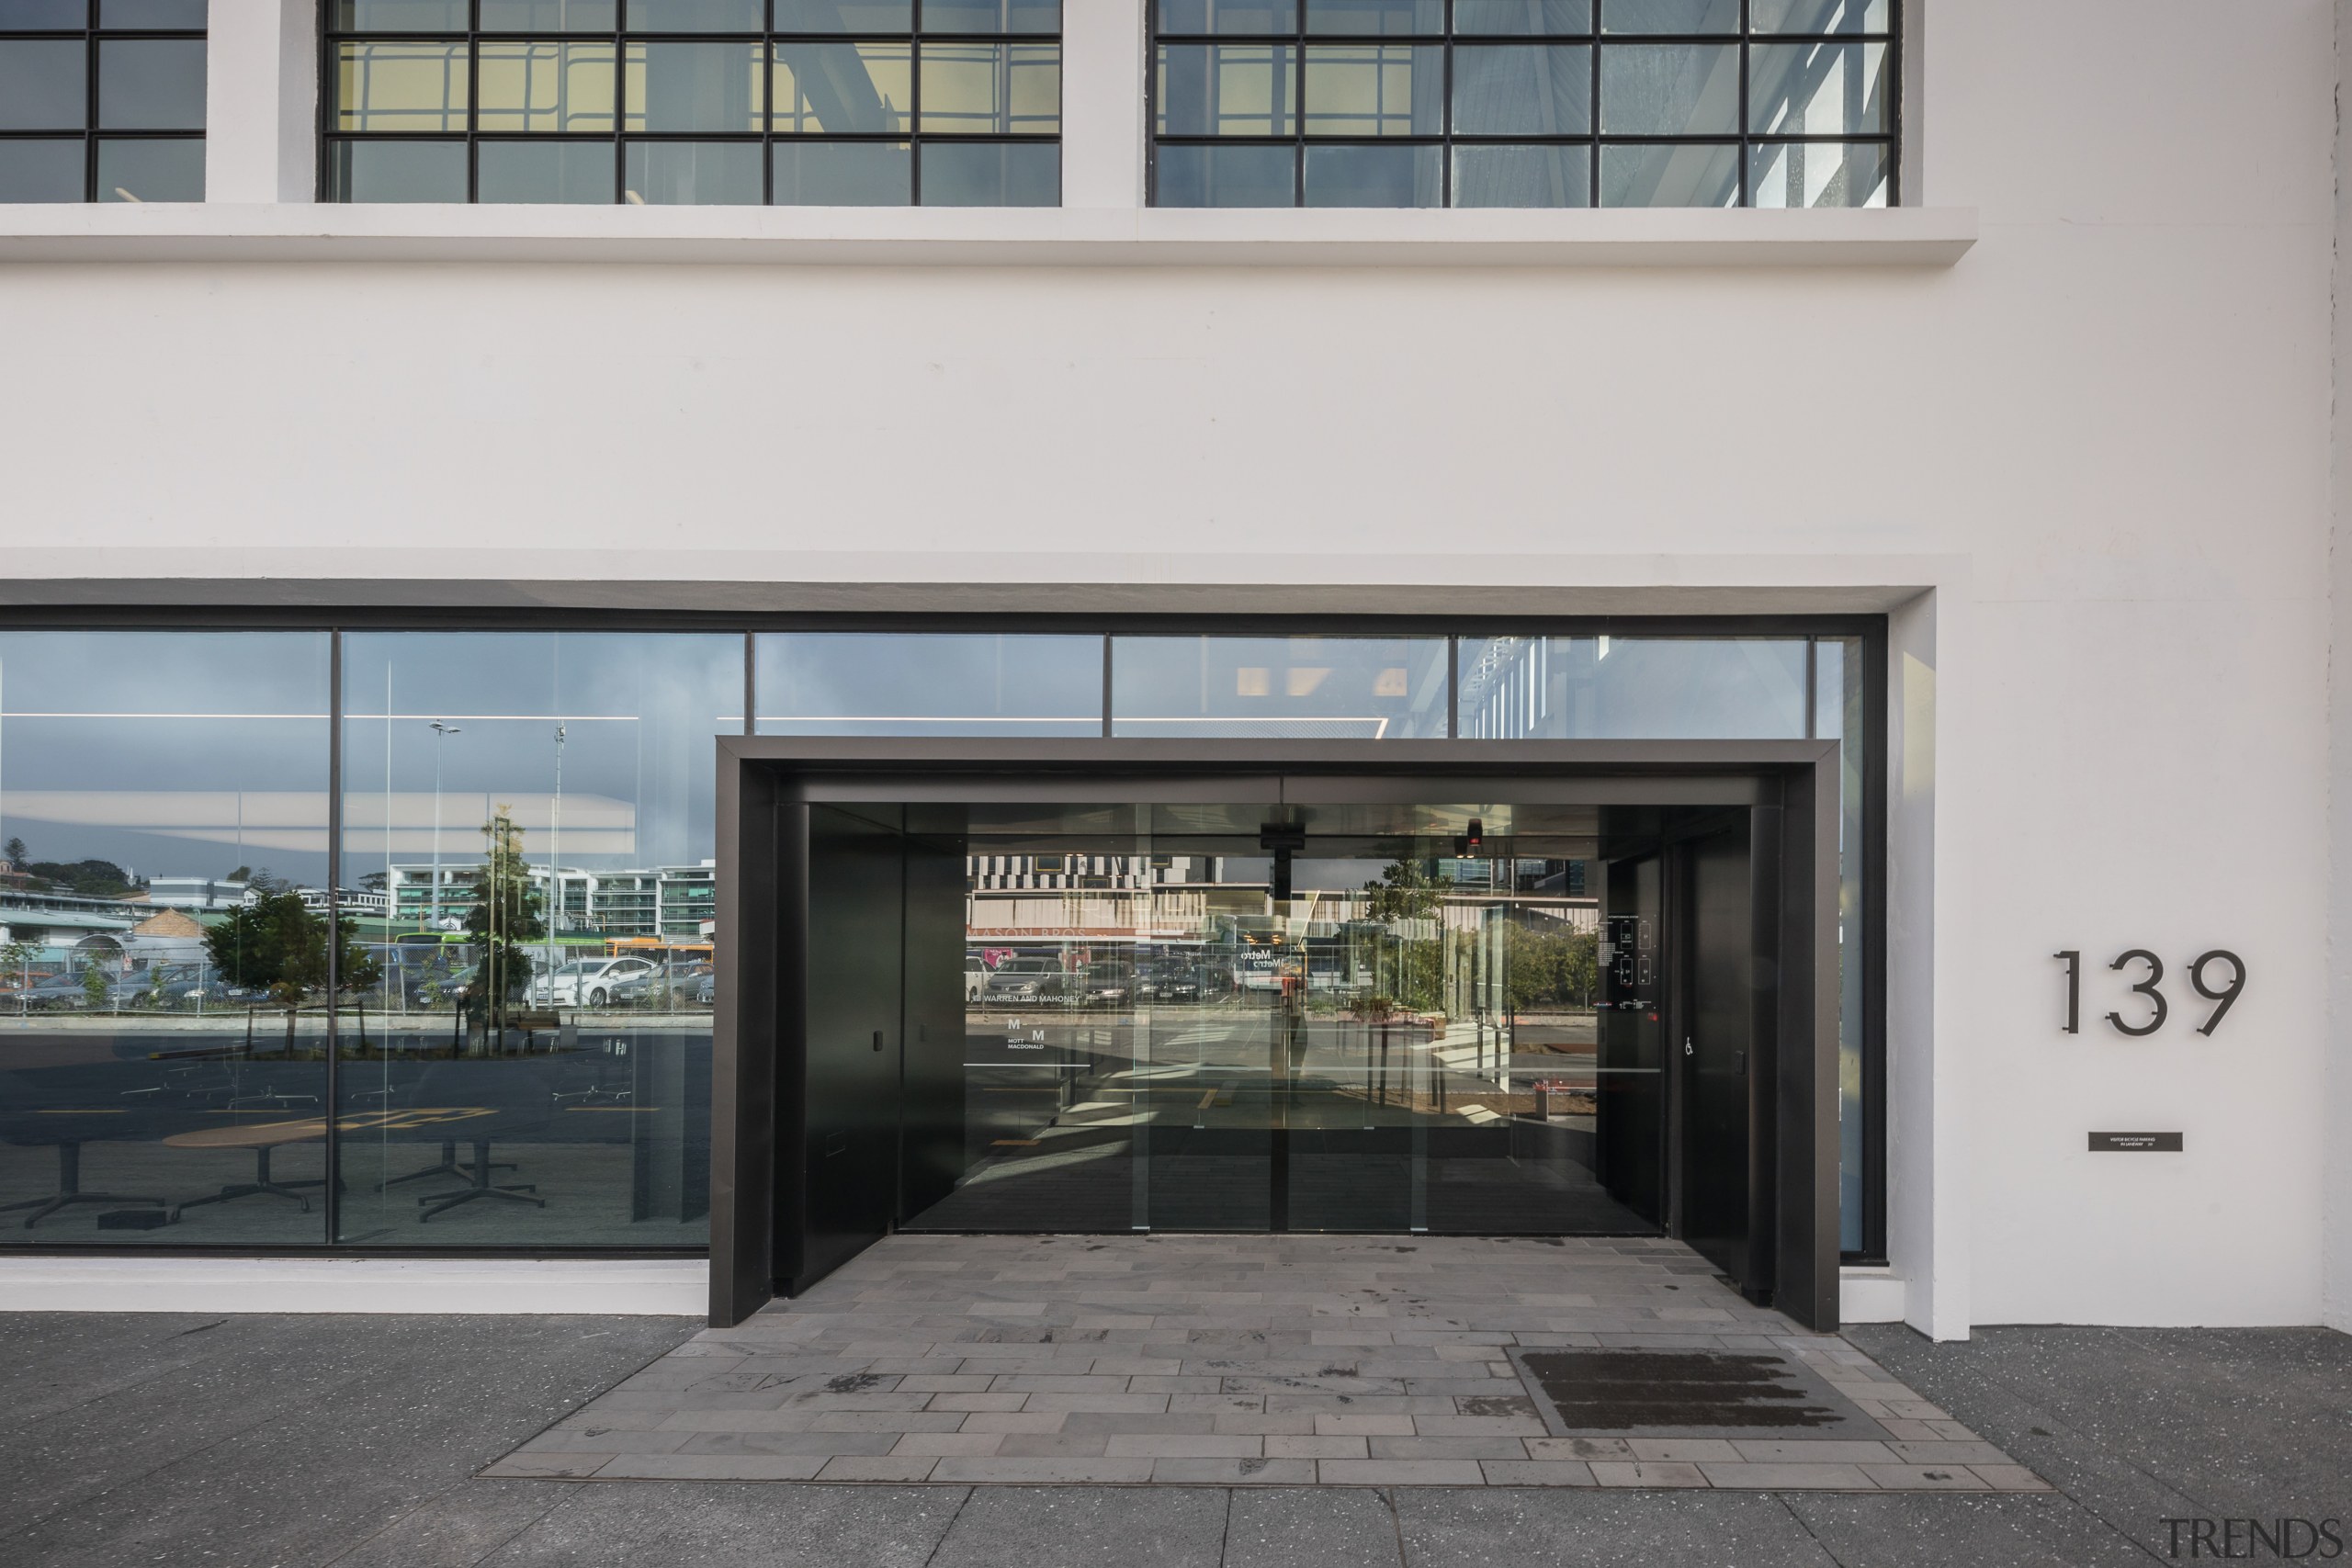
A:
[0,633,332,883]
[1459,637,1808,739]
[754,634,1101,734]
[343,633,739,874]
[1111,637,1449,739]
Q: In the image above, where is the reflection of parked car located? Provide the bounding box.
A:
[1135,962,1205,1003]
[526,956,658,1007]
[965,960,988,1001]
[610,962,714,1009]
[1080,962,1134,1008]
[983,958,1071,1004]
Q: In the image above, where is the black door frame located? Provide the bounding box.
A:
[711,738,1842,1331]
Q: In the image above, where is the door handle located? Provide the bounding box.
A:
[871,1030,885,1053]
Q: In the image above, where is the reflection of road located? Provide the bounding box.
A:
[961,1002,1609,1134]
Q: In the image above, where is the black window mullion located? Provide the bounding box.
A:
[1737,0,1748,206]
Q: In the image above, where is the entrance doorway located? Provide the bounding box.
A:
[711,741,1841,1331]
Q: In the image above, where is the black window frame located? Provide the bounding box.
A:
[0,1,208,206]
[317,0,1065,206]
[1147,0,1899,209]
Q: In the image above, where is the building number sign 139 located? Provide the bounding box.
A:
[2054,950,2246,1037]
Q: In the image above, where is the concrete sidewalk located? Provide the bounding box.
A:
[0,1304,2343,1565]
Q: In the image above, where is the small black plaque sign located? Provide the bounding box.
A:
[2088,1131,2183,1152]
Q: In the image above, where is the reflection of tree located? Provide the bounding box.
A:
[460,807,546,1032]
[205,890,382,1048]
[1504,919,1600,1010]
[1363,861,1445,1013]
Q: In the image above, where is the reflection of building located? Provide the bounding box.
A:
[384,861,715,942]
[141,876,249,911]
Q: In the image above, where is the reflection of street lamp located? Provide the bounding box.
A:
[548,724,566,971]
[428,721,461,934]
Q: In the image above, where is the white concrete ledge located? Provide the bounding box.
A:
[1840,1265,1908,1325]
[0,1257,706,1316]
[0,202,1977,267]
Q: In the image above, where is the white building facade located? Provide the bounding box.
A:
[0,1,2345,1339]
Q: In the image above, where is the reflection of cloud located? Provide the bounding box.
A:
[3,791,327,828]
[1,791,635,857]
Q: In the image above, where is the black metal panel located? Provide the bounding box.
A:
[709,753,779,1327]
[1745,803,1784,1307]
[793,806,905,1296]
[1597,855,1665,1224]
[1679,819,1754,1288]
[899,818,970,1224]
[1773,751,1842,1330]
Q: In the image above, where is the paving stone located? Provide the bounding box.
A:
[927,1458,1159,1483]
[1589,1461,1709,1487]
[1696,1461,1877,1490]
[1860,1463,1990,1490]
[1477,1461,1598,1486]
[1103,1434,1264,1459]
[594,1453,827,1480]
[815,1456,942,1482]
[1727,1440,1900,1464]
[1317,1459,1490,1485]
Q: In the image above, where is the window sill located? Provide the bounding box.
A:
[0,202,1975,266]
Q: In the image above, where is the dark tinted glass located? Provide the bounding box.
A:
[478,139,617,201]
[1454,0,1590,31]
[774,0,913,29]
[334,0,470,28]
[923,0,1058,32]
[1154,141,1293,206]
[4,1,88,25]
[0,139,85,200]
[1452,142,1588,205]
[1157,0,1295,32]
[1302,141,1439,205]
[0,632,333,1249]
[1451,43,1590,134]
[96,135,203,199]
[98,38,206,130]
[626,0,764,28]
[0,39,86,130]
[628,40,763,131]
[1600,0,1737,31]
[1599,138,1735,204]
[100,0,207,25]
[622,138,763,201]
[920,139,1057,204]
[479,0,620,28]
[773,138,911,203]
[1302,0,1442,33]
[329,139,468,200]
[1752,0,1887,31]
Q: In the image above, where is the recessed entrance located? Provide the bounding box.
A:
[712,741,1841,1331]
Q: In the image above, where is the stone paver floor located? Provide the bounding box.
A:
[482,1234,2048,1491]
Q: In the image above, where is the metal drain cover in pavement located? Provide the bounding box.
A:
[1509,1348,1894,1440]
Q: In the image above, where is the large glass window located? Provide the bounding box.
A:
[1455,635,1808,739]
[1112,635,1451,739]
[0,632,330,1245]
[324,0,1061,205]
[755,633,1102,735]
[0,1,207,204]
[1150,0,1891,208]
[334,633,737,1247]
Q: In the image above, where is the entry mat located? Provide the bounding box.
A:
[1510,1347,1896,1441]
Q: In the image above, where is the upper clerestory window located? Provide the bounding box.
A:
[0,0,208,204]
[1149,0,1894,209]
[322,1,1061,206]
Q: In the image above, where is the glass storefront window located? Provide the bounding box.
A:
[0,1,207,204]
[1457,636,1807,739]
[334,633,736,1247]
[0,632,332,1246]
[1112,635,1450,739]
[754,633,1102,736]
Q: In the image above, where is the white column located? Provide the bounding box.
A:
[1059,0,1147,209]
[203,0,318,204]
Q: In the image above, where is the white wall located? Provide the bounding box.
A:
[0,0,2339,1331]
